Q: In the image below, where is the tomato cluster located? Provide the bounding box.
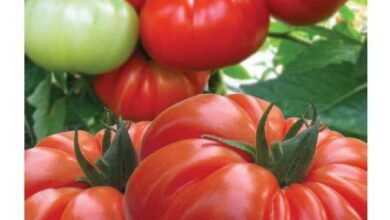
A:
[25,0,347,121]
[25,94,367,220]
[25,0,361,219]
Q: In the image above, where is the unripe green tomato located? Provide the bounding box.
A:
[25,0,139,75]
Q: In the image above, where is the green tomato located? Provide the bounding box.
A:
[25,0,139,75]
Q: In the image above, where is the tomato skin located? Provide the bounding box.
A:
[61,187,125,220]
[94,52,210,121]
[140,0,269,70]
[35,130,101,165]
[140,94,285,160]
[25,127,149,219]
[25,0,139,74]
[25,188,83,220]
[25,148,85,199]
[126,94,367,220]
[266,0,347,25]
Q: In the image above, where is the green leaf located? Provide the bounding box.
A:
[283,39,362,74]
[52,72,68,94]
[274,40,308,66]
[221,64,251,80]
[242,41,367,140]
[25,57,48,96]
[27,76,51,141]
[27,75,67,141]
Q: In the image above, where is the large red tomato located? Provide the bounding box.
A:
[140,93,285,160]
[25,122,147,219]
[140,0,270,70]
[125,94,366,219]
[266,0,347,25]
[94,52,210,121]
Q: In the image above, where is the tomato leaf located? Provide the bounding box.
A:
[242,40,367,140]
[283,39,362,74]
[27,75,65,141]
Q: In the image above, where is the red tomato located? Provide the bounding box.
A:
[125,94,367,219]
[267,0,347,25]
[25,125,148,219]
[94,52,210,121]
[25,187,124,220]
[140,0,270,70]
[140,93,285,160]
[127,0,145,13]
[60,187,125,220]
[35,130,101,165]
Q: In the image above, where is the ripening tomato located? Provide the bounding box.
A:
[94,52,210,121]
[25,122,147,219]
[125,94,367,220]
[25,0,139,74]
[140,0,270,70]
[266,0,347,25]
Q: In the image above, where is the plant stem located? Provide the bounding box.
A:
[268,32,311,46]
[208,71,227,95]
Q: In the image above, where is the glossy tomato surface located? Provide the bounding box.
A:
[267,0,347,25]
[140,0,269,70]
[94,52,210,121]
[140,93,285,159]
[126,94,367,220]
[25,187,125,220]
[25,0,139,74]
[25,126,148,219]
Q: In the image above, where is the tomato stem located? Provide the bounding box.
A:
[73,118,138,192]
[208,71,227,95]
[202,103,320,187]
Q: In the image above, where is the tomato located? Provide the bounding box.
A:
[139,0,270,70]
[25,123,147,219]
[266,0,347,25]
[25,0,139,74]
[25,187,124,220]
[140,93,285,160]
[125,94,367,219]
[93,52,210,121]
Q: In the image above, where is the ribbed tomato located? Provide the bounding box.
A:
[125,94,367,220]
[25,121,147,219]
[139,0,270,70]
[266,0,347,25]
[140,93,285,160]
[94,52,210,121]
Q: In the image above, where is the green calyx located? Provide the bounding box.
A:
[203,103,321,187]
[74,118,137,192]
